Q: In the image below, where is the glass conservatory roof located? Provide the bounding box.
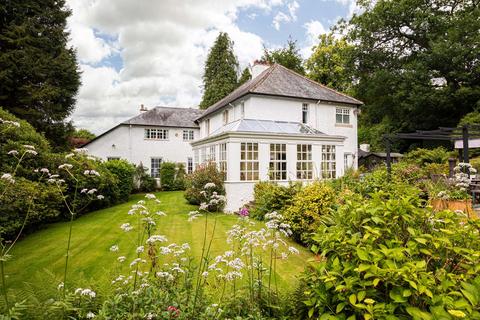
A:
[209,119,326,136]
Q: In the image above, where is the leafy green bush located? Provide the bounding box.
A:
[404,147,451,166]
[0,178,63,240]
[159,161,176,191]
[300,192,480,319]
[173,162,186,191]
[133,163,156,193]
[283,182,336,245]
[102,159,135,202]
[160,162,187,191]
[184,163,225,207]
[250,181,300,220]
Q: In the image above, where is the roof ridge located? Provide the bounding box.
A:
[249,64,277,91]
[274,64,363,105]
[197,66,275,119]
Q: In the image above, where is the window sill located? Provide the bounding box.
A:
[335,123,353,128]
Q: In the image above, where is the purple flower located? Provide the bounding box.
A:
[239,207,249,217]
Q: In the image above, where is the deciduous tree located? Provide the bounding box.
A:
[262,39,305,75]
[305,34,354,93]
[343,0,480,141]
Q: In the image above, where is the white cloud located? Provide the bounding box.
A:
[325,0,362,18]
[66,0,279,134]
[272,0,299,30]
[300,20,328,58]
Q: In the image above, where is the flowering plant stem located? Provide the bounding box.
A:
[62,181,79,296]
[0,259,8,311]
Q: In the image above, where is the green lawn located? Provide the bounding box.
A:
[5,191,312,293]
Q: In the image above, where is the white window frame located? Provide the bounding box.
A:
[200,147,207,163]
[302,103,309,124]
[219,143,227,173]
[206,145,216,163]
[321,145,336,179]
[194,149,199,168]
[296,144,313,180]
[183,129,194,141]
[205,119,210,135]
[269,143,287,181]
[144,128,169,140]
[150,157,162,178]
[223,110,229,125]
[336,108,350,124]
[187,157,193,174]
[240,142,259,181]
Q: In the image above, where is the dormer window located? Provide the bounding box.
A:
[223,110,229,125]
[302,103,309,124]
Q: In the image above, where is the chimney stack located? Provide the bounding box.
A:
[250,60,270,78]
[140,104,148,112]
[359,144,371,152]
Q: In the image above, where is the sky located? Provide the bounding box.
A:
[66,0,360,134]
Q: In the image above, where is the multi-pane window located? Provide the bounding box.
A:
[269,144,287,181]
[321,145,336,179]
[336,108,350,124]
[107,156,120,161]
[296,144,313,180]
[223,110,229,125]
[344,154,349,170]
[206,145,216,163]
[187,157,193,174]
[240,143,259,181]
[302,103,309,124]
[183,130,194,141]
[151,157,162,178]
[200,147,206,163]
[145,128,169,140]
[219,143,227,173]
[194,149,199,168]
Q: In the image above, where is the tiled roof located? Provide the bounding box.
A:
[197,63,362,120]
[82,106,202,147]
[123,106,203,128]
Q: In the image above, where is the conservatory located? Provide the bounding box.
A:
[191,118,347,212]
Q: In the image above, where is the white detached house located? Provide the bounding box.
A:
[193,62,362,211]
[84,62,362,212]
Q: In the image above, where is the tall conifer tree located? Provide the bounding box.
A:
[237,67,252,86]
[199,32,239,109]
[0,0,80,149]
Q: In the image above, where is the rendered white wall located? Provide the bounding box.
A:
[86,125,199,171]
[198,95,358,168]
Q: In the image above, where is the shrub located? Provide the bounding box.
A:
[250,181,300,220]
[0,178,63,240]
[159,161,176,191]
[133,163,156,193]
[102,159,135,202]
[283,182,336,245]
[300,192,480,319]
[403,147,451,166]
[173,162,186,191]
[184,162,225,209]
